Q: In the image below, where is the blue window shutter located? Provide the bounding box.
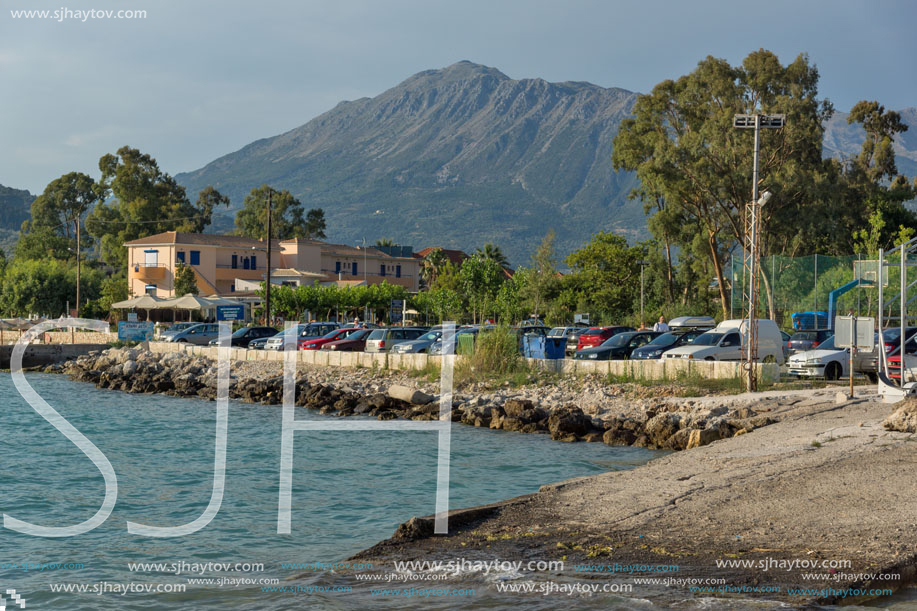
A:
[176,251,185,263]
[231,255,237,269]
[352,262,358,276]
[396,265,401,278]
[243,257,249,270]
[251,255,256,269]
[380,264,386,277]
[335,261,341,274]
[190,250,200,265]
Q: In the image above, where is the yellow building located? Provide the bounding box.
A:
[125,232,421,297]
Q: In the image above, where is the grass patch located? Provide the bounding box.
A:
[452,326,561,390]
[407,360,441,383]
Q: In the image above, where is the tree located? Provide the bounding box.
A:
[475,243,509,268]
[235,185,307,240]
[421,248,449,288]
[520,230,559,316]
[612,50,835,317]
[458,255,504,323]
[375,237,396,247]
[86,146,226,267]
[305,208,327,239]
[174,262,199,296]
[565,232,642,318]
[18,171,100,261]
[0,259,100,317]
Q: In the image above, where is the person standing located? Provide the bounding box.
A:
[653,316,670,332]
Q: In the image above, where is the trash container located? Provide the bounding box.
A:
[522,334,546,359]
[544,336,566,360]
[457,333,476,356]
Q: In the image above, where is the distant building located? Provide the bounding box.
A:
[414,246,469,267]
[124,232,421,297]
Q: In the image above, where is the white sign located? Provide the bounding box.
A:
[834,316,875,350]
[574,313,590,325]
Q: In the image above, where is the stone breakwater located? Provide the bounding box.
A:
[56,347,789,451]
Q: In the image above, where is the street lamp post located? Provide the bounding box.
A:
[734,113,784,392]
[265,190,272,326]
[637,260,648,328]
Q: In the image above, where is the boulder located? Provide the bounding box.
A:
[883,399,917,433]
[388,385,434,405]
[686,427,722,449]
[643,413,681,447]
[664,428,694,450]
[548,405,590,440]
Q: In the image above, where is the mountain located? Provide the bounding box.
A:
[176,62,917,266]
[176,61,640,266]
[0,183,34,256]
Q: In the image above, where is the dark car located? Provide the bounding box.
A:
[321,328,373,351]
[787,329,833,355]
[630,329,706,360]
[574,331,662,361]
[576,326,635,352]
[209,326,277,347]
[264,322,341,351]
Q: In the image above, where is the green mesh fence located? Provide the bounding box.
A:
[722,254,906,330]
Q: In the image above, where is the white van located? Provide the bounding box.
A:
[662,319,785,365]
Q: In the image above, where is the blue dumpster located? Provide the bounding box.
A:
[544,336,566,360]
[522,334,546,359]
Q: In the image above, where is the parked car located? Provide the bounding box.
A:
[786,329,833,355]
[574,331,662,361]
[298,327,360,350]
[668,316,716,330]
[264,322,341,351]
[428,326,487,355]
[248,335,272,350]
[321,328,373,351]
[160,321,200,339]
[365,327,428,353]
[575,326,635,352]
[391,327,455,354]
[208,326,277,347]
[786,335,850,380]
[163,323,220,345]
[663,319,785,364]
[630,329,707,360]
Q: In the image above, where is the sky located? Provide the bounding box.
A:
[2,0,916,194]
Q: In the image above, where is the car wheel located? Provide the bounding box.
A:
[825,362,842,381]
[704,357,715,361]
[177,338,187,343]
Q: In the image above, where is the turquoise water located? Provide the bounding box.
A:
[0,374,664,610]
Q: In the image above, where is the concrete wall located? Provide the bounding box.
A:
[148,342,774,381]
[2,331,111,345]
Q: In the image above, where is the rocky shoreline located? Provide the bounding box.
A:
[53,346,803,451]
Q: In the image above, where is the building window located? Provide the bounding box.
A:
[396,265,401,278]
[243,257,250,270]
[176,251,185,263]
[230,285,235,292]
[380,264,386,277]
[251,255,256,269]
[144,249,158,267]
[145,284,157,296]
[335,261,341,274]
[232,254,238,269]
[190,250,200,265]
[352,262,358,276]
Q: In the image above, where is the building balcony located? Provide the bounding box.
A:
[215,267,264,281]
[130,263,167,282]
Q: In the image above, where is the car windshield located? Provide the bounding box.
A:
[344,329,371,340]
[602,333,633,348]
[368,329,385,340]
[791,332,817,341]
[647,332,676,346]
[691,332,723,346]
[231,327,255,338]
[418,331,442,341]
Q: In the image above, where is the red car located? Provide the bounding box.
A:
[576,326,635,351]
[321,328,373,351]
[298,328,358,350]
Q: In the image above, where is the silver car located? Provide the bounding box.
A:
[365,327,428,353]
[391,328,446,353]
[263,322,341,351]
[164,323,220,345]
[159,322,199,340]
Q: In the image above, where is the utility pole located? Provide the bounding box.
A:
[75,214,81,318]
[734,113,784,392]
[265,189,272,326]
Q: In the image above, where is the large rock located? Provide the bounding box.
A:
[686,427,722,449]
[643,413,681,447]
[548,405,590,440]
[883,399,917,433]
[388,385,434,405]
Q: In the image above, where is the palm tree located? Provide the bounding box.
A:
[421,248,448,288]
[375,237,396,247]
[475,243,509,268]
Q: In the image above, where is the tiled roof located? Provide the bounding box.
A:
[124,231,270,249]
[414,247,469,266]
